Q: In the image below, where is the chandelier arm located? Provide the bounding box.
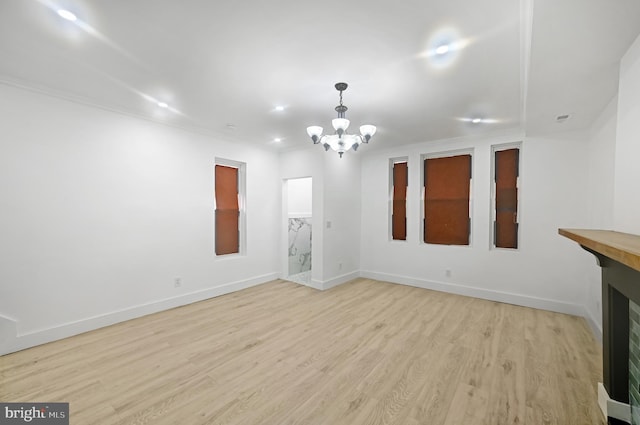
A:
[318,135,328,144]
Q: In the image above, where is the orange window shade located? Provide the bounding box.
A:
[424,154,471,245]
[215,165,239,210]
[495,148,519,249]
[215,165,239,255]
[392,162,408,240]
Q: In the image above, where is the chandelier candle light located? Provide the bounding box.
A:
[306,82,376,157]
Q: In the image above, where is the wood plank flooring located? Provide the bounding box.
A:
[0,279,604,424]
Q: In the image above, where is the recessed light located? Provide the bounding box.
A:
[157,102,169,109]
[435,44,450,55]
[456,116,499,124]
[274,138,282,142]
[275,106,285,112]
[57,9,77,21]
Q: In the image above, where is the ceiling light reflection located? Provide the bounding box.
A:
[38,0,145,68]
[435,44,450,55]
[456,117,501,124]
[56,9,77,21]
[420,27,472,70]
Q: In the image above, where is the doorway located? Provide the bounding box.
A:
[285,177,312,285]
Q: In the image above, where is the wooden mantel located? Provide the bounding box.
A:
[559,229,640,273]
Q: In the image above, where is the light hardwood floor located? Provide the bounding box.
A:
[0,279,604,424]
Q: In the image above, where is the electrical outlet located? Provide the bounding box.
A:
[338,262,343,270]
[174,278,182,288]
[445,269,452,277]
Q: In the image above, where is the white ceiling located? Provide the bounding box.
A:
[0,0,639,152]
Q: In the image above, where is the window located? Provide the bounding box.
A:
[493,146,520,249]
[214,159,245,256]
[423,153,472,245]
[391,159,408,240]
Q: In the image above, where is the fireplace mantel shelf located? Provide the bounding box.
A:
[559,229,640,273]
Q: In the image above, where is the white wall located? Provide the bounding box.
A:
[0,84,281,354]
[614,33,640,234]
[588,98,617,230]
[322,152,361,288]
[540,33,640,338]
[582,97,618,334]
[578,33,640,338]
[360,131,595,316]
[287,177,312,217]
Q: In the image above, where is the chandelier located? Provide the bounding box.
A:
[306,82,376,157]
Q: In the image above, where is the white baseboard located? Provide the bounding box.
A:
[360,270,586,317]
[304,272,359,291]
[307,279,324,290]
[0,272,278,356]
[322,271,360,290]
[598,382,631,423]
[1,269,603,355]
[584,306,603,343]
[598,382,608,419]
[296,271,360,291]
[0,314,18,346]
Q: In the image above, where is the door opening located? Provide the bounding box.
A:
[285,177,312,285]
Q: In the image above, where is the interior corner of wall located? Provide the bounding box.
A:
[0,314,18,355]
[582,304,603,344]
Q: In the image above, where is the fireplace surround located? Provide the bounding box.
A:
[560,229,640,425]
